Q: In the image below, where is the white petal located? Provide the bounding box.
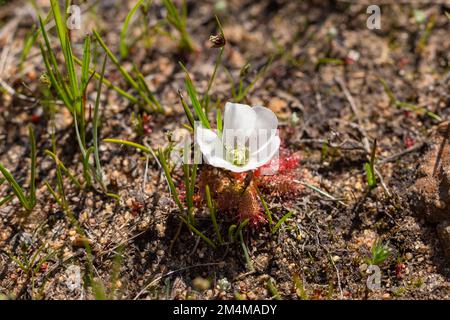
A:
[249,106,278,154]
[248,135,280,168]
[223,102,256,147]
[253,106,278,132]
[224,102,256,131]
[195,125,224,164]
[195,125,254,172]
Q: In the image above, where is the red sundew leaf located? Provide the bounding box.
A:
[236,185,266,226]
[230,172,247,181]
[254,150,300,177]
[344,57,355,65]
[142,114,152,135]
[31,114,41,124]
[404,136,415,148]
[396,262,406,279]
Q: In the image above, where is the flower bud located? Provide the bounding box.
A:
[209,34,226,48]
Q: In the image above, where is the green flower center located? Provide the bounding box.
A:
[225,146,250,166]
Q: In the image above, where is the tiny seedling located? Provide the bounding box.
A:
[367,239,391,266]
[258,188,295,234]
[267,278,282,300]
[293,273,309,300]
[364,139,377,189]
[12,247,56,300]
[91,245,125,300]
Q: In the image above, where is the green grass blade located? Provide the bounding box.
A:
[237,55,274,102]
[216,107,222,134]
[133,65,162,112]
[0,164,31,211]
[271,211,294,234]
[73,56,138,104]
[0,195,13,207]
[93,30,139,91]
[39,43,73,112]
[120,0,146,59]
[157,149,184,213]
[178,90,195,128]
[234,218,249,242]
[10,256,27,273]
[50,0,81,114]
[81,35,91,92]
[365,139,377,189]
[179,216,217,250]
[239,230,254,271]
[162,0,182,30]
[93,55,108,188]
[182,164,193,217]
[19,28,39,70]
[103,138,152,154]
[364,163,376,188]
[379,78,396,103]
[63,37,81,113]
[256,187,273,226]
[228,224,237,243]
[44,150,82,189]
[179,62,210,128]
[202,44,224,108]
[189,164,197,204]
[28,125,37,207]
[50,0,67,50]
[39,13,73,102]
[205,185,222,244]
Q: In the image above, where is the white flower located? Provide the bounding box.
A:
[196,102,280,173]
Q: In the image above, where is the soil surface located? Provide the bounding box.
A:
[0,0,449,300]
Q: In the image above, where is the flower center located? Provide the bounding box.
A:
[225,146,250,166]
